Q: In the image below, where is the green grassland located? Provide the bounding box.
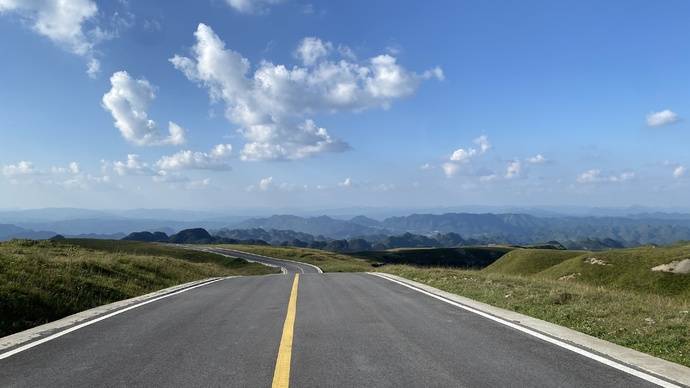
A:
[354,246,512,268]
[485,245,690,298]
[483,249,588,276]
[214,244,377,272]
[0,239,275,337]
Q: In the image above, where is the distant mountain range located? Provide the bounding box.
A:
[4,208,690,247]
[231,213,690,246]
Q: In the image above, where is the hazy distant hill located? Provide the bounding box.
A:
[235,213,690,246]
[235,215,385,238]
[0,224,56,240]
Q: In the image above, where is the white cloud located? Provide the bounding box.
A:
[450,135,490,163]
[171,24,442,161]
[2,160,110,189]
[441,162,460,178]
[51,161,80,174]
[474,135,490,153]
[504,160,522,179]
[102,71,187,146]
[444,135,490,177]
[527,154,546,164]
[338,177,352,187]
[577,169,635,184]
[295,37,332,66]
[2,161,37,177]
[113,154,155,176]
[673,165,686,178]
[419,163,433,170]
[646,109,680,127]
[224,0,283,13]
[450,148,477,163]
[259,176,273,191]
[479,174,497,182]
[59,173,111,190]
[0,0,129,77]
[156,144,233,171]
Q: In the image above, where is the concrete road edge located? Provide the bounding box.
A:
[371,272,690,387]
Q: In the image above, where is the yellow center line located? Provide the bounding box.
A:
[272,273,300,388]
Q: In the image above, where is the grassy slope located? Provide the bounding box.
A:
[354,246,512,268]
[0,239,275,337]
[537,245,690,298]
[215,244,377,272]
[483,249,586,276]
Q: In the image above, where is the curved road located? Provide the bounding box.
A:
[0,249,675,387]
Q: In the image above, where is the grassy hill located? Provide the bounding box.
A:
[484,244,690,298]
[483,249,586,276]
[0,239,275,337]
[354,246,512,268]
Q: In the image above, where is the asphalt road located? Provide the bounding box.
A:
[0,252,666,387]
[207,248,322,274]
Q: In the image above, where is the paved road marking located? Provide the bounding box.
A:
[371,273,681,388]
[272,274,300,388]
[0,277,228,361]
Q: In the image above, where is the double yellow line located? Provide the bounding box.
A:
[272,274,300,388]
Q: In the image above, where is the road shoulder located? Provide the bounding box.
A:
[371,272,690,388]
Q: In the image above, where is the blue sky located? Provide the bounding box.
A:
[1,0,689,210]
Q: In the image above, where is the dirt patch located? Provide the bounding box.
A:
[558,273,581,281]
[584,257,610,266]
[651,259,690,274]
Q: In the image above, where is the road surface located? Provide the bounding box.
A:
[0,248,671,387]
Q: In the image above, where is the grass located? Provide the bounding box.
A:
[484,249,587,276]
[354,246,512,268]
[0,239,275,337]
[379,265,690,367]
[213,244,377,272]
[485,244,690,298]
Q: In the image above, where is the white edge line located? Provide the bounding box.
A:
[369,272,681,388]
[205,249,288,274]
[0,277,228,361]
[210,248,323,274]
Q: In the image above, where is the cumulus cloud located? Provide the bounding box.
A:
[2,160,110,189]
[156,144,233,171]
[527,154,546,164]
[51,162,80,174]
[646,109,680,127]
[673,165,686,179]
[444,135,490,177]
[296,37,332,66]
[504,160,522,179]
[102,71,187,146]
[0,0,131,77]
[224,0,283,14]
[113,154,155,176]
[170,24,442,161]
[450,135,490,163]
[2,161,37,177]
[338,177,352,187]
[441,162,460,178]
[258,176,273,191]
[577,169,635,184]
